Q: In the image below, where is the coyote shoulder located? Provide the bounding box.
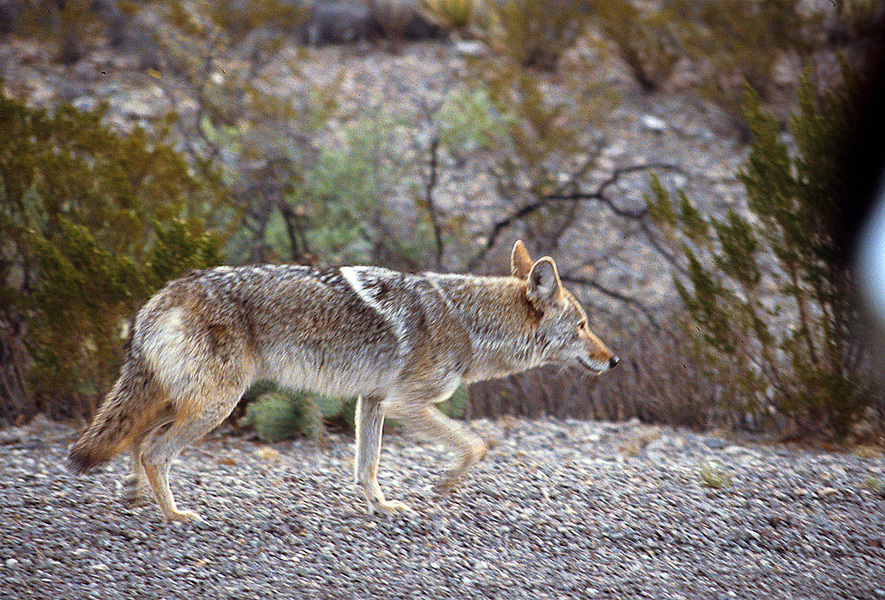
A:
[69,241,618,522]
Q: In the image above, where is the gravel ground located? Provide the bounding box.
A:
[1,416,883,599]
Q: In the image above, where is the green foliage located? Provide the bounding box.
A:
[420,0,476,30]
[489,68,581,195]
[282,106,402,265]
[7,0,113,64]
[698,461,732,489]
[861,476,885,495]
[238,382,324,442]
[477,0,590,70]
[338,385,467,431]
[679,0,821,101]
[434,87,511,156]
[648,72,876,438]
[437,383,468,419]
[587,0,686,92]
[313,393,346,420]
[146,220,224,286]
[277,101,463,270]
[455,57,607,267]
[587,0,876,127]
[0,89,228,418]
[141,0,332,264]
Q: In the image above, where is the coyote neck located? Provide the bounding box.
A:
[428,273,542,382]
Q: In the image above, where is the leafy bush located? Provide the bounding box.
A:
[647,72,877,438]
[283,106,404,265]
[675,0,824,128]
[476,0,590,70]
[238,382,324,442]
[3,0,129,63]
[586,0,685,92]
[434,87,511,157]
[587,0,878,130]
[0,90,228,421]
[453,54,612,268]
[139,0,334,265]
[698,461,732,489]
[420,0,476,30]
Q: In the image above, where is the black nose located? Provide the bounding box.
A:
[609,356,620,369]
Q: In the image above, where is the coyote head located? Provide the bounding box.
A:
[511,241,619,375]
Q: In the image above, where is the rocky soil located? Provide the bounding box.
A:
[1,416,883,599]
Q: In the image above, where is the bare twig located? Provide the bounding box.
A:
[560,274,660,327]
[279,204,312,264]
[543,162,685,217]
[467,162,684,271]
[425,133,445,271]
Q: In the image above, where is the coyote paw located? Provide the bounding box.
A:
[164,509,203,524]
[122,477,153,507]
[433,476,461,495]
[123,488,154,507]
[434,440,488,494]
[369,498,409,516]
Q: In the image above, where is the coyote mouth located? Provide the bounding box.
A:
[578,358,607,374]
[578,356,619,374]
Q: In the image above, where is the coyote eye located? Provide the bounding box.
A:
[578,321,587,331]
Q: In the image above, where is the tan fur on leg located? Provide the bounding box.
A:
[354,395,408,514]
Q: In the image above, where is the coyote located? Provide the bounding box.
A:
[68,241,618,522]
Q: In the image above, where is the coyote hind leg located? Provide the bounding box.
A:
[141,388,245,523]
[397,403,488,494]
[124,411,175,507]
[354,395,408,515]
[124,432,158,506]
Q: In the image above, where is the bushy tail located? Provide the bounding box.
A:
[67,362,162,474]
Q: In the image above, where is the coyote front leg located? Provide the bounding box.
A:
[354,395,408,515]
[398,403,488,493]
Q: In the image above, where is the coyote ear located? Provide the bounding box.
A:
[511,240,534,279]
[526,257,561,307]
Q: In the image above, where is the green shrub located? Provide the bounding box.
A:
[0,90,228,420]
[290,109,400,264]
[437,384,468,419]
[238,383,324,442]
[587,0,685,92]
[456,58,609,270]
[647,71,877,438]
[420,0,476,30]
[587,0,877,130]
[278,104,447,270]
[699,461,732,489]
[140,0,332,265]
[477,0,590,70]
[434,87,511,157]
